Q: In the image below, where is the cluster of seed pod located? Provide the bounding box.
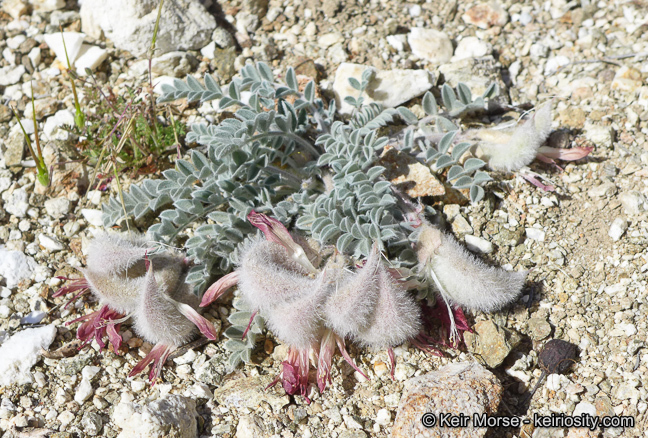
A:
[56,210,525,393]
[55,233,218,383]
[202,211,526,400]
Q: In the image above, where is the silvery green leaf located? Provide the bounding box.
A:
[225,339,249,352]
[224,326,245,339]
[187,75,203,91]
[286,67,298,91]
[437,116,458,132]
[452,175,474,189]
[439,130,458,154]
[482,82,499,99]
[344,96,358,107]
[348,77,362,90]
[441,83,457,109]
[457,82,472,105]
[379,194,395,206]
[228,311,253,326]
[447,165,464,181]
[422,91,437,116]
[451,142,472,160]
[204,73,222,95]
[373,181,391,193]
[257,62,273,81]
[304,81,315,102]
[320,224,340,242]
[367,166,386,181]
[397,107,418,124]
[227,352,242,370]
[337,233,355,252]
[403,129,414,150]
[361,68,375,84]
[435,154,455,170]
[240,348,252,363]
[472,170,492,185]
[463,157,486,173]
[470,184,485,203]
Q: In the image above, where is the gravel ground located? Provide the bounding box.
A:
[1,0,648,437]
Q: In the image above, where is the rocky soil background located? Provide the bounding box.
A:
[0,0,647,437]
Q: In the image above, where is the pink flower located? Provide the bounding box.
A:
[67,304,125,352]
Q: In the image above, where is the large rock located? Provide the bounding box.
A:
[333,63,435,115]
[407,28,453,64]
[0,245,38,288]
[113,395,198,438]
[392,362,502,438]
[0,325,57,386]
[80,0,217,57]
[213,375,290,414]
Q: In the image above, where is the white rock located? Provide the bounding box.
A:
[114,395,198,438]
[545,373,562,391]
[58,411,75,426]
[0,65,26,86]
[80,0,216,57]
[525,227,545,242]
[173,349,197,365]
[44,197,71,219]
[200,41,216,59]
[386,35,407,52]
[30,0,66,12]
[544,55,571,75]
[74,44,108,75]
[318,32,344,49]
[44,110,75,139]
[608,218,628,241]
[43,32,86,64]
[407,28,453,64]
[131,380,146,393]
[464,234,494,254]
[619,191,645,215]
[2,0,29,19]
[20,310,47,324]
[375,408,391,426]
[0,305,11,319]
[3,47,16,65]
[151,51,197,77]
[81,208,105,227]
[333,63,434,115]
[0,245,38,288]
[28,47,41,66]
[74,378,94,404]
[409,4,421,17]
[584,122,613,148]
[6,35,26,50]
[587,182,617,199]
[452,36,492,61]
[38,234,65,252]
[0,325,56,386]
[573,402,596,417]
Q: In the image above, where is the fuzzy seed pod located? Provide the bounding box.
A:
[263,273,332,349]
[417,224,526,312]
[133,261,201,347]
[475,102,553,172]
[354,265,422,350]
[238,239,319,315]
[323,247,382,339]
[86,233,151,276]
